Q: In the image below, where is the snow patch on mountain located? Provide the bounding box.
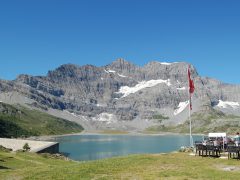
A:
[118,73,127,78]
[104,69,116,73]
[160,62,179,65]
[174,101,189,115]
[64,110,76,117]
[93,113,116,124]
[95,103,106,107]
[217,100,240,109]
[177,87,186,90]
[116,79,171,98]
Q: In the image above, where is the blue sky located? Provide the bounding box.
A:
[0,0,240,83]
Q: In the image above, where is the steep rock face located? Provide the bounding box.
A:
[16,74,64,97]
[0,59,240,130]
[142,61,198,81]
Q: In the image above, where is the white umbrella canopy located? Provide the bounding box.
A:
[208,133,226,138]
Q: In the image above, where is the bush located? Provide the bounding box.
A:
[23,143,31,152]
[179,146,193,153]
[152,114,169,120]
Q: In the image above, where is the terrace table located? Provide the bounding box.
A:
[195,142,221,157]
[227,145,240,159]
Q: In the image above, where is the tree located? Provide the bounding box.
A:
[23,143,31,152]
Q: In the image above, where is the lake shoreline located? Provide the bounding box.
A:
[27,130,205,141]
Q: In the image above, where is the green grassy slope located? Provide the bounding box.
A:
[0,102,83,138]
[1,150,240,179]
[146,107,240,134]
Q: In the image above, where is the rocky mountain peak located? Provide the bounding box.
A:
[47,64,79,79]
[106,58,139,73]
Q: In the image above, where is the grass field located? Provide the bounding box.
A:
[1,150,240,180]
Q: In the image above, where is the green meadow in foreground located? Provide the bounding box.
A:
[1,150,240,180]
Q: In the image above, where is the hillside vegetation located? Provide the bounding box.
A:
[146,107,240,134]
[1,149,240,179]
[0,102,83,138]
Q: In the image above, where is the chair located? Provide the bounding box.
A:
[206,144,215,157]
[227,145,239,159]
[195,143,206,156]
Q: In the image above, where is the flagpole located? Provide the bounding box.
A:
[189,92,193,147]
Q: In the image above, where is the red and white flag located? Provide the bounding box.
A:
[188,65,195,110]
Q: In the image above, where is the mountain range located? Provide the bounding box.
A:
[1,58,240,133]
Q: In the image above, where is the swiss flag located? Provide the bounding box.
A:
[188,65,195,110]
[188,65,195,94]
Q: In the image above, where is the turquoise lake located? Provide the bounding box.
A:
[53,134,202,161]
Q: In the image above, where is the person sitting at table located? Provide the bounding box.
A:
[234,132,240,146]
[213,138,220,146]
